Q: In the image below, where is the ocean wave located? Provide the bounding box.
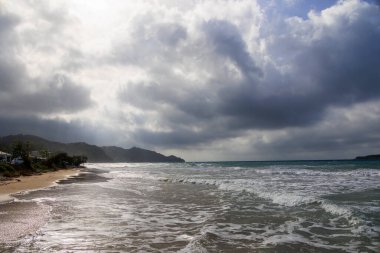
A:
[94,163,379,251]
[178,230,220,253]
[159,176,358,218]
[9,162,379,253]
[105,169,379,226]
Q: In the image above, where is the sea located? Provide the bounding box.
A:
[1,160,380,252]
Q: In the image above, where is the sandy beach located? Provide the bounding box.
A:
[0,168,80,243]
[0,168,80,203]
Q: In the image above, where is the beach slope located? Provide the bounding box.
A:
[0,169,80,242]
[0,168,80,202]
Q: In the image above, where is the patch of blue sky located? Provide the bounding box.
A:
[257,0,376,19]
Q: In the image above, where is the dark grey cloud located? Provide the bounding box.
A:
[135,128,213,147]
[216,4,380,129]
[114,17,188,66]
[0,12,25,92]
[0,115,122,147]
[0,116,91,143]
[0,58,27,92]
[0,12,19,40]
[0,7,93,117]
[0,3,101,151]
[155,23,187,47]
[249,105,380,160]
[203,19,262,79]
[0,75,93,115]
[116,1,380,149]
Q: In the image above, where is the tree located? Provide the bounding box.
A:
[72,155,87,166]
[39,149,50,159]
[11,141,32,168]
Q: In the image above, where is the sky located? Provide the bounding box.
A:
[0,0,379,161]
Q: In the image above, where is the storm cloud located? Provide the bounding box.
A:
[117,1,380,147]
[0,2,93,118]
[1,0,380,160]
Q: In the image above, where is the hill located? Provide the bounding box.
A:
[0,134,185,163]
[102,146,184,162]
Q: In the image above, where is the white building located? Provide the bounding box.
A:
[0,151,12,163]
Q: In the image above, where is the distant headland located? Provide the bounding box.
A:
[0,134,185,163]
[354,154,380,161]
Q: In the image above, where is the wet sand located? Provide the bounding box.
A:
[0,201,51,243]
[0,168,80,203]
[0,169,81,243]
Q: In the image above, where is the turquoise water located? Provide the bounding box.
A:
[2,160,380,252]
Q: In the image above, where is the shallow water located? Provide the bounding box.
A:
[1,161,380,252]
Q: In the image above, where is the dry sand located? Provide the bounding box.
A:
[0,168,80,202]
[0,168,80,243]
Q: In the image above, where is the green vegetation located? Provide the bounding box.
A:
[0,163,20,177]
[46,153,87,168]
[1,134,185,163]
[12,141,32,168]
[0,141,87,178]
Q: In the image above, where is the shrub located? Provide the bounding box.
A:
[72,155,87,166]
[32,162,51,173]
[0,163,19,177]
[46,153,87,168]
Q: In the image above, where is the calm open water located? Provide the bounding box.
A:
[1,160,380,252]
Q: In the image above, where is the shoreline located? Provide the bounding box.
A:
[0,168,81,203]
[0,168,81,243]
